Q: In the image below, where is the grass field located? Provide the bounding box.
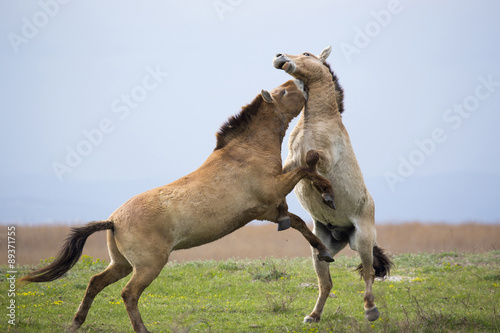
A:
[1,223,499,332]
[1,251,499,332]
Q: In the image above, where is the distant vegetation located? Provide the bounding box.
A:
[2,222,499,265]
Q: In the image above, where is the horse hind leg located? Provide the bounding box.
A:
[70,230,132,331]
[304,220,348,323]
[304,253,332,323]
[121,264,167,333]
[351,226,390,321]
[355,245,393,278]
[120,245,170,333]
[69,261,132,331]
[372,245,393,278]
[355,244,393,321]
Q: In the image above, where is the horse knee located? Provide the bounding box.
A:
[305,150,320,169]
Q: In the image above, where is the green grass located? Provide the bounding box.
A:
[1,252,499,332]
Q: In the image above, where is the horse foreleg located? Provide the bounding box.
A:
[288,213,334,262]
[276,200,291,231]
[304,150,336,209]
[278,153,335,209]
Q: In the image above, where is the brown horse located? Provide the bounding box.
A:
[273,48,393,323]
[20,79,336,333]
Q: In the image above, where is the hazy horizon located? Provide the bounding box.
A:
[1,1,499,225]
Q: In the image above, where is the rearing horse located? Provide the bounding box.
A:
[20,79,335,333]
[273,47,393,323]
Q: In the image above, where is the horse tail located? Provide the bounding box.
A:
[19,220,114,284]
[372,245,393,278]
[355,245,393,279]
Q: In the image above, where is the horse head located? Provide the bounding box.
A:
[273,46,332,85]
[273,46,344,114]
[261,79,308,120]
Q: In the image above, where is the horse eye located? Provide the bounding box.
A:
[282,89,287,96]
[303,52,311,56]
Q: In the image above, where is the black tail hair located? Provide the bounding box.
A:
[19,221,113,284]
[355,245,393,279]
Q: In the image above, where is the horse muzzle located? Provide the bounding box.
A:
[273,54,296,74]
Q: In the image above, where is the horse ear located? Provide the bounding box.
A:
[319,45,332,62]
[261,90,273,103]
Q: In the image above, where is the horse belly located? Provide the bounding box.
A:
[294,178,353,228]
[170,196,271,250]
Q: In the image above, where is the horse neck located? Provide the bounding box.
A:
[303,78,340,122]
[246,108,289,155]
[295,77,363,176]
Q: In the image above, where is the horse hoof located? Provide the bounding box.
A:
[277,217,291,231]
[318,251,335,263]
[322,194,336,210]
[303,315,319,323]
[67,322,81,332]
[365,307,380,321]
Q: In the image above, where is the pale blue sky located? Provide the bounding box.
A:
[1,0,499,224]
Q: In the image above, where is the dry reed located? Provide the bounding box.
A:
[1,222,498,266]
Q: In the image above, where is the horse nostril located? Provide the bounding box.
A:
[276,53,283,58]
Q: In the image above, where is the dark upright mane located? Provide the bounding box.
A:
[323,61,345,115]
[215,94,263,150]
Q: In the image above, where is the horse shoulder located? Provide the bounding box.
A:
[319,119,359,173]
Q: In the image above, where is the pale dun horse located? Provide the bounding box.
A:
[20,79,336,333]
[273,47,393,323]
